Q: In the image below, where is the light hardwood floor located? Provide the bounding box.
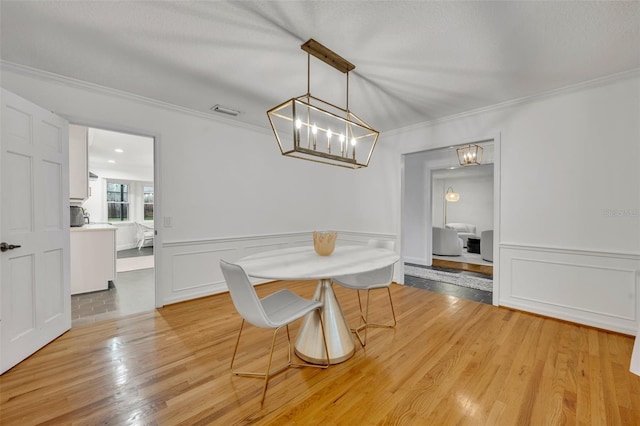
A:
[1,280,639,425]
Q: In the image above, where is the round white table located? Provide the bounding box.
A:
[236,245,399,364]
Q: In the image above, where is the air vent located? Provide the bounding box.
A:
[210,104,240,116]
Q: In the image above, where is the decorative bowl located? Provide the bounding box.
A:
[313,231,337,256]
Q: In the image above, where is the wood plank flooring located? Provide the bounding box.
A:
[432,258,493,276]
[1,281,639,425]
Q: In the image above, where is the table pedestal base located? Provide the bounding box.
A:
[295,279,355,364]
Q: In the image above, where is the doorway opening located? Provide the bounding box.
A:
[402,139,498,305]
[70,126,156,326]
[430,164,494,274]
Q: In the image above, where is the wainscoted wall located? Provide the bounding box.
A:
[159,231,398,306]
[500,243,640,334]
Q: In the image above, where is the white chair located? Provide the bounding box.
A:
[219,260,330,405]
[432,227,463,256]
[135,222,154,250]
[331,239,396,347]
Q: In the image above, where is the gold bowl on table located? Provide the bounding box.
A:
[313,231,337,256]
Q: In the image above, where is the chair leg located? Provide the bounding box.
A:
[230,318,328,405]
[356,290,366,324]
[285,324,292,365]
[354,290,371,347]
[317,308,331,368]
[230,319,245,370]
[353,287,397,347]
[386,286,397,327]
[260,326,282,405]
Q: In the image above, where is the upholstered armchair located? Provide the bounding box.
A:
[432,227,463,256]
[480,230,494,262]
[445,222,477,247]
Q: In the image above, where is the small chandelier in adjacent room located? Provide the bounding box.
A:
[267,39,379,169]
[456,144,483,166]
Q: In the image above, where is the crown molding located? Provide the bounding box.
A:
[384,68,640,137]
[4,60,638,139]
[0,60,272,136]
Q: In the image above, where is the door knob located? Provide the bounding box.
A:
[0,242,21,252]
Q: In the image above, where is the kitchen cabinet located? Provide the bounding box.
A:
[70,224,116,295]
[69,124,89,202]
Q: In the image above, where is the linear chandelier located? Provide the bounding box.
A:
[267,39,379,169]
[456,144,483,166]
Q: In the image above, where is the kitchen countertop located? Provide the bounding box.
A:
[70,223,116,232]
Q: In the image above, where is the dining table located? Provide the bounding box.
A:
[236,245,399,364]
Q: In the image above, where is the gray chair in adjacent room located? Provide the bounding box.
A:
[445,222,477,248]
[432,227,463,256]
[219,260,330,405]
[481,230,494,262]
[331,239,396,347]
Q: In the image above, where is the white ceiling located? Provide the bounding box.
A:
[87,127,154,183]
[1,1,638,134]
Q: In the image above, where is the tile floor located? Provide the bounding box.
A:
[71,248,155,327]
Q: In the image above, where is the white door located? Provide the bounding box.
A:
[1,89,70,374]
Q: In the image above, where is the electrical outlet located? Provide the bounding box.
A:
[163,216,172,227]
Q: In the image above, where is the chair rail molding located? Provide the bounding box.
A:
[159,230,398,306]
[499,243,640,335]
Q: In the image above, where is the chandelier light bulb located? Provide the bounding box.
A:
[312,123,317,135]
[351,137,356,146]
[295,118,302,129]
[327,129,332,139]
[339,133,345,143]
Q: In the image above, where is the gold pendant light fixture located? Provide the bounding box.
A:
[456,144,483,166]
[267,39,379,169]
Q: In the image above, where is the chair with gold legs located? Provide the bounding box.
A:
[332,239,396,346]
[220,260,330,405]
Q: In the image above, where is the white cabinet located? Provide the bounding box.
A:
[70,225,116,295]
[69,124,89,202]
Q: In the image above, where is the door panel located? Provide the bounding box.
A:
[42,249,64,324]
[6,152,33,233]
[1,88,70,374]
[43,160,63,230]
[8,254,36,338]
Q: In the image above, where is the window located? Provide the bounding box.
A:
[107,182,129,221]
[143,186,154,220]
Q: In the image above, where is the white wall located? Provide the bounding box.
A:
[5,63,638,335]
[1,63,400,306]
[395,72,640,334]
[402,155,430,265]
[432,173,494,233]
